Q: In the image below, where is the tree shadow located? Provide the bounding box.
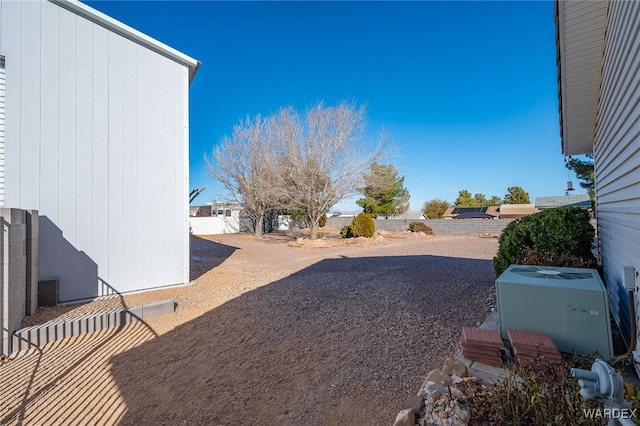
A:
[109,254,494,425]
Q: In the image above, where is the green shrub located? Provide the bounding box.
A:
[493,207,595,277]
[289,210,306,220]
[340,225,354,239]
[351,213,375,238]
[408,222,433,234]
[319,213,327,227]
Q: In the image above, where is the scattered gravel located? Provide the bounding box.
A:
[3,230,499,426]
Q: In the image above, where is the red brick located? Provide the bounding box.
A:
[461,327,504,348]
[507,329,559,353]
[512,346,561,357]
[460,343,502,356]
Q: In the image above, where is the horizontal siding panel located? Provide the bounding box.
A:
[598,185,640,208]
[595,120,640,177]
[597,199,640,216]
[598,220,640,255]
[597,63,640,147]
[597,150,640,187]
[594,0,640,347]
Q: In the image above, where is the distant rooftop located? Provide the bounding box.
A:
[535,195,591,210]
[443,206,500,219]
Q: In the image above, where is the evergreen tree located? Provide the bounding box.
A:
[455,190,502,207]
[488,195,504,205]
[566,154,595,209]
[454,190,476,207]
[504,186,531,204]
[473,193,488,206]
[356,163,410,218]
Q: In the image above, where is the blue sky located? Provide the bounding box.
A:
[85,0,582,212]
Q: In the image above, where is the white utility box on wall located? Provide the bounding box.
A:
[496,265,614,360]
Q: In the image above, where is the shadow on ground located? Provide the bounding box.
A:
[1,321,157,426]
[110,254,494,425]
[190,235,238,281]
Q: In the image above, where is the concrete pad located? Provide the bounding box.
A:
[479,311,499,330]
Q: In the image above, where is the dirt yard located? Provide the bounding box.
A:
[1,230,499,425]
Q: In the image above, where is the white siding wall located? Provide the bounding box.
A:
[595,0,640,347]
[0,0,190,301]
[0,56,5,206]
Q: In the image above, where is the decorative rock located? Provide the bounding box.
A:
[355,236,368,244]
[406,395,424,412]
[451,375,464,385]
[450,387,464,400]
[296,237,304,244]
[393,408,417,426]
[442,357,468,378]
[375,234,384,241]
[426,369,452,386]
[464,387,477,397]
[453,404,470,422]
[424,382,447,399]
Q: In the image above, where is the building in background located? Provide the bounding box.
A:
[534,195,591,211]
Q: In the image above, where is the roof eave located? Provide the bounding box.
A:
[50,0,201,83]
[555,0,608,156]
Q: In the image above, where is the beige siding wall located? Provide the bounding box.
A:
[0,0,190,301]
[595,0,640,347]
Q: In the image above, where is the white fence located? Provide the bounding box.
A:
[189,214,240,235]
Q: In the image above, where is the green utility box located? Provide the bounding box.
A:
[496,265,614,360]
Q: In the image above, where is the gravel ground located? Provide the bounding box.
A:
[2,231,499,425]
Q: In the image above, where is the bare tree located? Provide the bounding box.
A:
[278,102,385,239]
[205,116,281,237]
[208,102,385,240]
